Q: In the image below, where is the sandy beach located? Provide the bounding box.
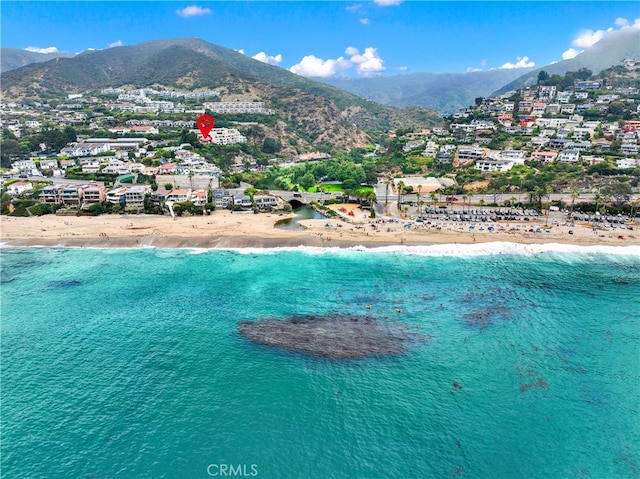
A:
[2,208,638,249]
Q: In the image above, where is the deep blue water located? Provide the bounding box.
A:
[1,245,639,479]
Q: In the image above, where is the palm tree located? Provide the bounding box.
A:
[397,180,405,212]
[384,177,391,214]
[416,184,422,216]
[430,192,438,209]
[367,192,377,218]
[499,185,508,205]
[569,186,579,225]
[462,194,469,214]
[543,185,553,226]
[593,190,602,229]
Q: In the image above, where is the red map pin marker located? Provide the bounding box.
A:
[197,114,214,138]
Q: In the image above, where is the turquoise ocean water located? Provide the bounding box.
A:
[1,244,639,479]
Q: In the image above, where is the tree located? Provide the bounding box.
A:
[537,70,549,83]
[397,180,405,211]
[165,183,173,191]
[262,137,282,154]
[299,173,315,191]
[180,129,200,147]
[342,178,358,191]
[367,192,377,218]
[570,186,579,214]
[602,182,632,208]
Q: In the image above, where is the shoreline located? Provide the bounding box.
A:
[2,211,639,251]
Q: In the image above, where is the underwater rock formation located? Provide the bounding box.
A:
[238,314,424,359]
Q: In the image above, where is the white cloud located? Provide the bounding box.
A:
[289,55,352,77]
[345,4,362,12]
[25,46,58,54]
[572,27,614,48]
[252,51,283,66]
[500,56,535,69]
[344,46,359,56]
[373,0,403,6]
[614,17,629,27]
[107,40,123,48]
[349,47,386,76]
[290,46,386,77]
[234,49,245,55]
[562,47,582,60]
[466,67,482,73]
[360,18,370,25]
[176,5,212,18]
[397,66,408,71]
[632,18,640,29]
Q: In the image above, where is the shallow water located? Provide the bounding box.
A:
[274,205,326,230]
[1,245,639,478]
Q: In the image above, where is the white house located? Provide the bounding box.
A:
[616,158,639,169]
[6,181,33,196]
[558,149,580,163]
[474,159,514,172]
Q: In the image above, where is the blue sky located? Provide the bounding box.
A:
[2,1,639,76]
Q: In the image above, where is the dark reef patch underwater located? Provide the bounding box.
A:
[238,314,426,359]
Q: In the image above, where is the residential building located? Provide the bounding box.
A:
[457,147,485,161]
[106,187,128,206]
[538,85,556,100]
[166,189,190,203]
[7,181,33,196]
[549,139,571,149]
[497,150,527,164]
[558,149,580,163]
[617,158,639,169]
[531,151,558,163]
[233,194,252,208]
[11,159,37,172]
[620,144,639,156]
[435,151,452,164]
[213,189,233,209]
[474,159,514,172]
[124,186,147,209]
[530,137,550,148]
[202,101,274,115]
[39,185,62,204]
[545,104,561,114]
[40,159,59,170]
[254,195,279,208]
[60,185,81,206]
[200,128,247,145]
[80,185,106,205]
[575,80,602,90]
[190,189,208,207]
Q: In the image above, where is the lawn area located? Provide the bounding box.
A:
[317,183,374,195]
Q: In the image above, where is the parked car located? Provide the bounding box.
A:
[446,196,459,202]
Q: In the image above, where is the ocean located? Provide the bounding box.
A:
[1,244,639,479]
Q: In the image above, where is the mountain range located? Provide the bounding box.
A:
[493,27,640,95]
[319,28,640,114]
[0,48,75,74]
[0,38,443,151]
[318,68,535,115]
